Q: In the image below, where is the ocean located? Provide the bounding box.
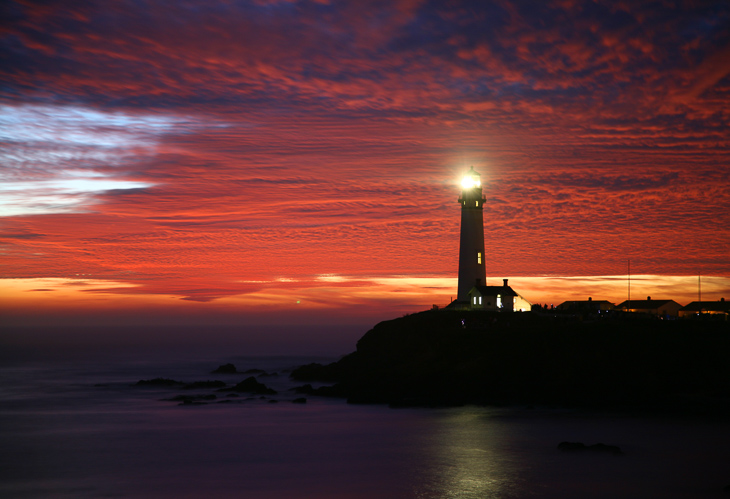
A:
[2,349,729,498]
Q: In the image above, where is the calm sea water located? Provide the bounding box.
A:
[2,351,729,498]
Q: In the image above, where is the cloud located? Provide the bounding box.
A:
[0,104,194,215]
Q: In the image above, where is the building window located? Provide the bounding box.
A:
[497,295,502,308]
[473,296,477,305]
[477,252,482,264]
[475,201,479,207]
[478,296,482,305]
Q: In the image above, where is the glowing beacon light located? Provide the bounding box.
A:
[461,167,481,189]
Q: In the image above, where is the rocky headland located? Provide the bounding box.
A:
[291,310,730,415]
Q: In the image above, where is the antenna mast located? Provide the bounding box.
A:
[626,259,631,312]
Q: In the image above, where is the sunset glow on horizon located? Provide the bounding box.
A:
[2,1,729,334]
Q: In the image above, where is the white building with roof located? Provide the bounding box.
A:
[467,279,532,312]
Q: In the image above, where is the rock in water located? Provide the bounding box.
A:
[183,380,226,389]
[211,363,237,374]
[135,378,183,386]
[226,376,277,395]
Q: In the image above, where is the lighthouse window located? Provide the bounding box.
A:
[477,252,482,264]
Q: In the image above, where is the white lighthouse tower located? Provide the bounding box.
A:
[456,166,486,302]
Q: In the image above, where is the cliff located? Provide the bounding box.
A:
[291,310,730,414]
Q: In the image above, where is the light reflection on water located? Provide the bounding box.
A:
[413,409,521,499]
[1,356,730,498]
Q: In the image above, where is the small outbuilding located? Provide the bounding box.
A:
[615,297,682,318]
[467,279,532,312]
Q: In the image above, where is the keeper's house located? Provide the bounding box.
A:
[467,279,532,312]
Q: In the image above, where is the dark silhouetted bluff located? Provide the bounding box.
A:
[291,310,730,414]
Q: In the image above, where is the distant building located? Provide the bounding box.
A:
[467,279,532,312]
[678,298,729,319]
[615,297,682,318]
[557,297,615,313]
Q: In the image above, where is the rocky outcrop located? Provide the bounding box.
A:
[164,394,217,403]
[128,366,293,407]
[224,376,277,395]
[183,380,226,389]
[135,378,184,386]
[290,383,347,398]
[211,363,237,374]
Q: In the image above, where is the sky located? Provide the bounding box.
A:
[1,0,730,347]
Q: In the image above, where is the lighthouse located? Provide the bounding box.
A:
[457,166,486,302]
